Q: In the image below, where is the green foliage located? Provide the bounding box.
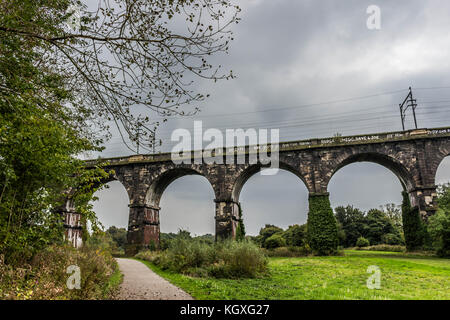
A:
[106,226,127,250]
[0,243,120,300]
[356,237,370,247]
[334,205,367,247]
[0,0,110,264]
[263,245,311,257]
[141,250,450,300]
[235,203,246,241]
[366,209,401,245]
[429,210,450,257]
[264,233,286,249]
[335,204,404,248]
[337,222,347,246]
[437,184,450,213]
[208,241,268,278]
[380,203,403,230]
[257,224,284,246]
[401,191,426,251]
[159,229,214,250]
[136,239,268,279]
[307,194,338,255]
[381,233,404,245]
[282,224,307,247]
[355,244,406,252]
[0,0,239,269]
[428,185,450,257]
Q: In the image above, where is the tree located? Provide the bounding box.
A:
[257,224,283,246]
[428,184,450,257]
[365,209,400,245]
[380,203,403,230]
[334,205,367,247]
[264,233,286,249]
[401,191,426,251]
[106,226,127,249]
[235,203,246,241]
[335,205,404,248]
[282,224,307,247]
[0,11,104,262]
[0,0,241,151]
[0,0,239,263]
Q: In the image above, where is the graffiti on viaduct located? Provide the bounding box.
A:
[60,127,450,254]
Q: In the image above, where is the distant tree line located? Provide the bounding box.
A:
[105,185,450,258]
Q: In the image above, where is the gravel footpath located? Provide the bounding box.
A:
[115,258,193,300]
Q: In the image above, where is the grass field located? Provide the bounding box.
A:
[137,250,450,300]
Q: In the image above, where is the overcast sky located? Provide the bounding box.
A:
[91,0,450,236]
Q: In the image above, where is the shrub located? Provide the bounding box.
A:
[307,194,338,255]
[0,244,120,300]
[264,245,311,257]
[381,233,404,245]
[209,241,268,278]
[356,237,370,248]
[258,225,284,246]
[355,244,405,252]
[263,233,286,249]
[282,224,307,247]
[136,239,268,279]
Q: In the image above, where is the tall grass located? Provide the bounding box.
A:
[135,239,268,279]
[0,243,121,300]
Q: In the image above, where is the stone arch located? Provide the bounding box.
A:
[231,161,309,202]
[146,166,215,208]
[64,167,131,209]
[326,152,414,192]
[91,179,131,229]
[61,168,131,248]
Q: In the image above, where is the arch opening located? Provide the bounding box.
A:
[146,168,206,208]
[157,174,216,236]
[435,155,450,186]
[328,161,404,212]
[329,153,412,191]
[90,180,130,231]
[232,162,309,202]
[237,166,309,236]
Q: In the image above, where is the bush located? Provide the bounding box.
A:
[356,237,370,248]
[136,239,268,279]
[355,244,405,252]
[264,245,311,257]
[282,224,307,247]
[257,225,284,246]
[381,233,404,245]
[263,233,286,249]
[0,243,120,300]
[208,241,268,278]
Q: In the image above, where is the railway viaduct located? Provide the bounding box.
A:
[61,127,450,254]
